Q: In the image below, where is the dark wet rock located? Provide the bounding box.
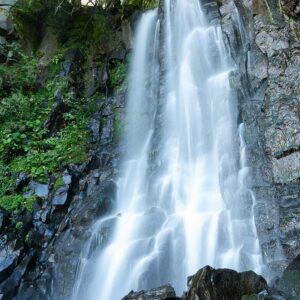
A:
[0,210,8,229]
[218,0,300,274]
[29,181,48,199]
[87,216,119,257]
[52,186,70,206]
[43,97,68,135]
[276,254,300,299]
[122,284,177,300]
[59,49,84,80]
[14,283,42,300]
[46,171,119,299]
[14,173,29,192]
[34,270,51,296]
[85,62,108,97]
[15,209,32,235]
[88,113,101,144]
[84,153,102,172]
[40,207,51,224]
[0,247,19,283]
[102,180,117,204]
[100,117,114,144]
[278,183,300,259]
[182,266,267,300]
[0,252,34,299]
[110,48,127,60]
[202,0,221,24]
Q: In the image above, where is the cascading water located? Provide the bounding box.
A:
[74,0,263,299]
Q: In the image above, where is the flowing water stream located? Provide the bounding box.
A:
[74,1,263,299]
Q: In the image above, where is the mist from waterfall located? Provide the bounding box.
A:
[73,1,263,299]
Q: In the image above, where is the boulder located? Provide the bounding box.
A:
[122,284,177,300]
[0,0,17,34]
[0,247,19,283]
[31,182,48,199]
[0,252,34,299]
[52,186,70,206]
[14,173,29,192]
[277,254,300,299]
[182,266,268,300]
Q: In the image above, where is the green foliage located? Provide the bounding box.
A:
[109,53,130,90]
[0,194,35,212]
[123,0,158,9]
[12,0,77,42]
[12,0,109,50]
[54,176,64,190]
[0,41,91,211]
[110,60,127,89]
[0,0,130,212]
[6,103,89,181]
[0,42,38,96]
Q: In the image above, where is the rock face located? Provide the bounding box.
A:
[182,266,268,300]
[276,254,300,299]
[0,2,128,299]
[218,0,300,276]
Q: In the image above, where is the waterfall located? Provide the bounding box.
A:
[74,0,263,299]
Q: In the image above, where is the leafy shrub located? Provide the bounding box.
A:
[110,60,127,89]
[0,194,36,212]
[0,42,38,96]
[0,41,91,211]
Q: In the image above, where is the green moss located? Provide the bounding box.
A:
[0,42,38,96]
[109,53,131,91]
[15,221,24,230]
[54,177,64,191]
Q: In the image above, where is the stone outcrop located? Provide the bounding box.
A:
[122,266,294,300]
[182,266,268,300]
[218,0,300,276]
[274,254,300,300]
[121,261,300,299]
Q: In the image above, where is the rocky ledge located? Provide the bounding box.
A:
[123,255,300,300]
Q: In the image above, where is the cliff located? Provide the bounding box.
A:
[0,0,299,299]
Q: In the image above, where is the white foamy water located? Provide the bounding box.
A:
[73,1,263,299]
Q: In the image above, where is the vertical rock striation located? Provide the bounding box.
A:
[218,0,300,276]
